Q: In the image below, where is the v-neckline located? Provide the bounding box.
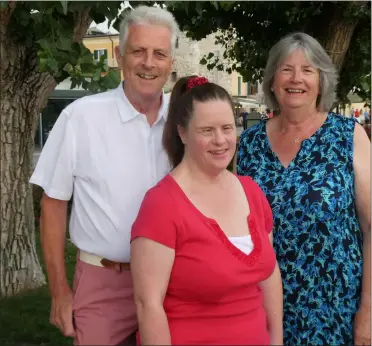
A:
[165,174,262,267]
[264,114,330,170]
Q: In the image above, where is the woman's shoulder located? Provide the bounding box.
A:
[239,121,266,143]
[328,113,357,130]
[143,174,177,207]
[236,174,265,199]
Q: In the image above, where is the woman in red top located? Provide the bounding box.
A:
[131,76,283,345]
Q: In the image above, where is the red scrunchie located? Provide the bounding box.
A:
[186,76,209,90]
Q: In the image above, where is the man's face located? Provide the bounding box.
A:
[115,23,174,99]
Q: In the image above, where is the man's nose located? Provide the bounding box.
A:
[143,52,155,69]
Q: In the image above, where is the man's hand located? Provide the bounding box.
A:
[354,303,371,345]
[50,289,75,337]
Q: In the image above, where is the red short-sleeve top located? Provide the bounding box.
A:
[131,174,276,345]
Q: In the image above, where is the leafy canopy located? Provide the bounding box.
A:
[8,1,125,92]
[161,1,371,106]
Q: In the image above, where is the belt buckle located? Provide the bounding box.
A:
[100,258,124,272]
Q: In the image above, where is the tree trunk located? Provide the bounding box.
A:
[317,2,367,71]
[0,3,94,297]
[0,3,58,296]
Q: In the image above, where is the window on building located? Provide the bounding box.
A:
[247,80,259,95]
[93,49,107,61]
[238,76,242,96]
[171,71,177,82]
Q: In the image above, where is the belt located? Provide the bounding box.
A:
[79,250,131,271]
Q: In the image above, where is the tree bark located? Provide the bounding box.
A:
[0,3,92,296]
[317,1,367,72]
[0,4,57,296]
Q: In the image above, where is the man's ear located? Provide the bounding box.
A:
[114,45,123,69]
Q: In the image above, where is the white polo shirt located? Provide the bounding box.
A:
[30,83,171,262]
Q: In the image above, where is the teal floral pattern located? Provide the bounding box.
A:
[237,114,363,345]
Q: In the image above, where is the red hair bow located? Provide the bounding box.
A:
[186,76,209,90]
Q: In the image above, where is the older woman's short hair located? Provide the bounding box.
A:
[119,6,180,57]
[262,32,338,112]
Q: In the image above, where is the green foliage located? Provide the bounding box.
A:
[165,1,371,105]
[0,228,76,346]
[8,1,123,93]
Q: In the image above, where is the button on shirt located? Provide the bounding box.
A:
[30,83,171,262]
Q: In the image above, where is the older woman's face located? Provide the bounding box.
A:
[272,49,320,111]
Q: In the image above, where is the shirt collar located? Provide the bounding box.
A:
[115,82,170,124]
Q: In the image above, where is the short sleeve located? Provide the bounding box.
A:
[29,111,75,200]
[131,186,177,249]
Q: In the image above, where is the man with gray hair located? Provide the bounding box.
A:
[30,5,179,345]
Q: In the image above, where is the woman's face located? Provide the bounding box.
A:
[272,49,320,112]
[179,99,237,174]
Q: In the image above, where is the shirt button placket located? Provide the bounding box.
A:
[148,127,156,185]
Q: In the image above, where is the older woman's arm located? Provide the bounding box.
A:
[353,123,371,346]
[259,233,283,345]
[131,238,175,345]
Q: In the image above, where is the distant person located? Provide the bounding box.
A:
[351,107,355,117]
[364,109,370,121]
[242,111,248,129]
[131,76,283,345]
[237,32,371,346]
[30,6,180,345]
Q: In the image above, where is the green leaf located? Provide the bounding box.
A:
[207,52,214,59]
[70,78,77,90]
[200,57,207,65]
[211,2,219,10]
[0,1,8,9]
[63,63,73,73]
[37,38,50,51]
[93,69,102,81]
[101,70,121,89]
[39,58,47,72]
[57,36,72,51]
[45,58,59,72]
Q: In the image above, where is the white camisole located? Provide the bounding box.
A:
[228,235,254,255]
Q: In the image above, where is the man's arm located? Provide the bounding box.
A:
[40,193,75,337]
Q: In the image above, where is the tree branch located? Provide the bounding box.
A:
[72,7,93,42]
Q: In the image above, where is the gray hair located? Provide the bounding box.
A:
[119,6,180,57]
[262,32,338,112]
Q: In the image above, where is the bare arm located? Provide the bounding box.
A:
[40,192,74,336]
[353,123,371,344]
[259,233,283,345]
[131,237,175,345]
